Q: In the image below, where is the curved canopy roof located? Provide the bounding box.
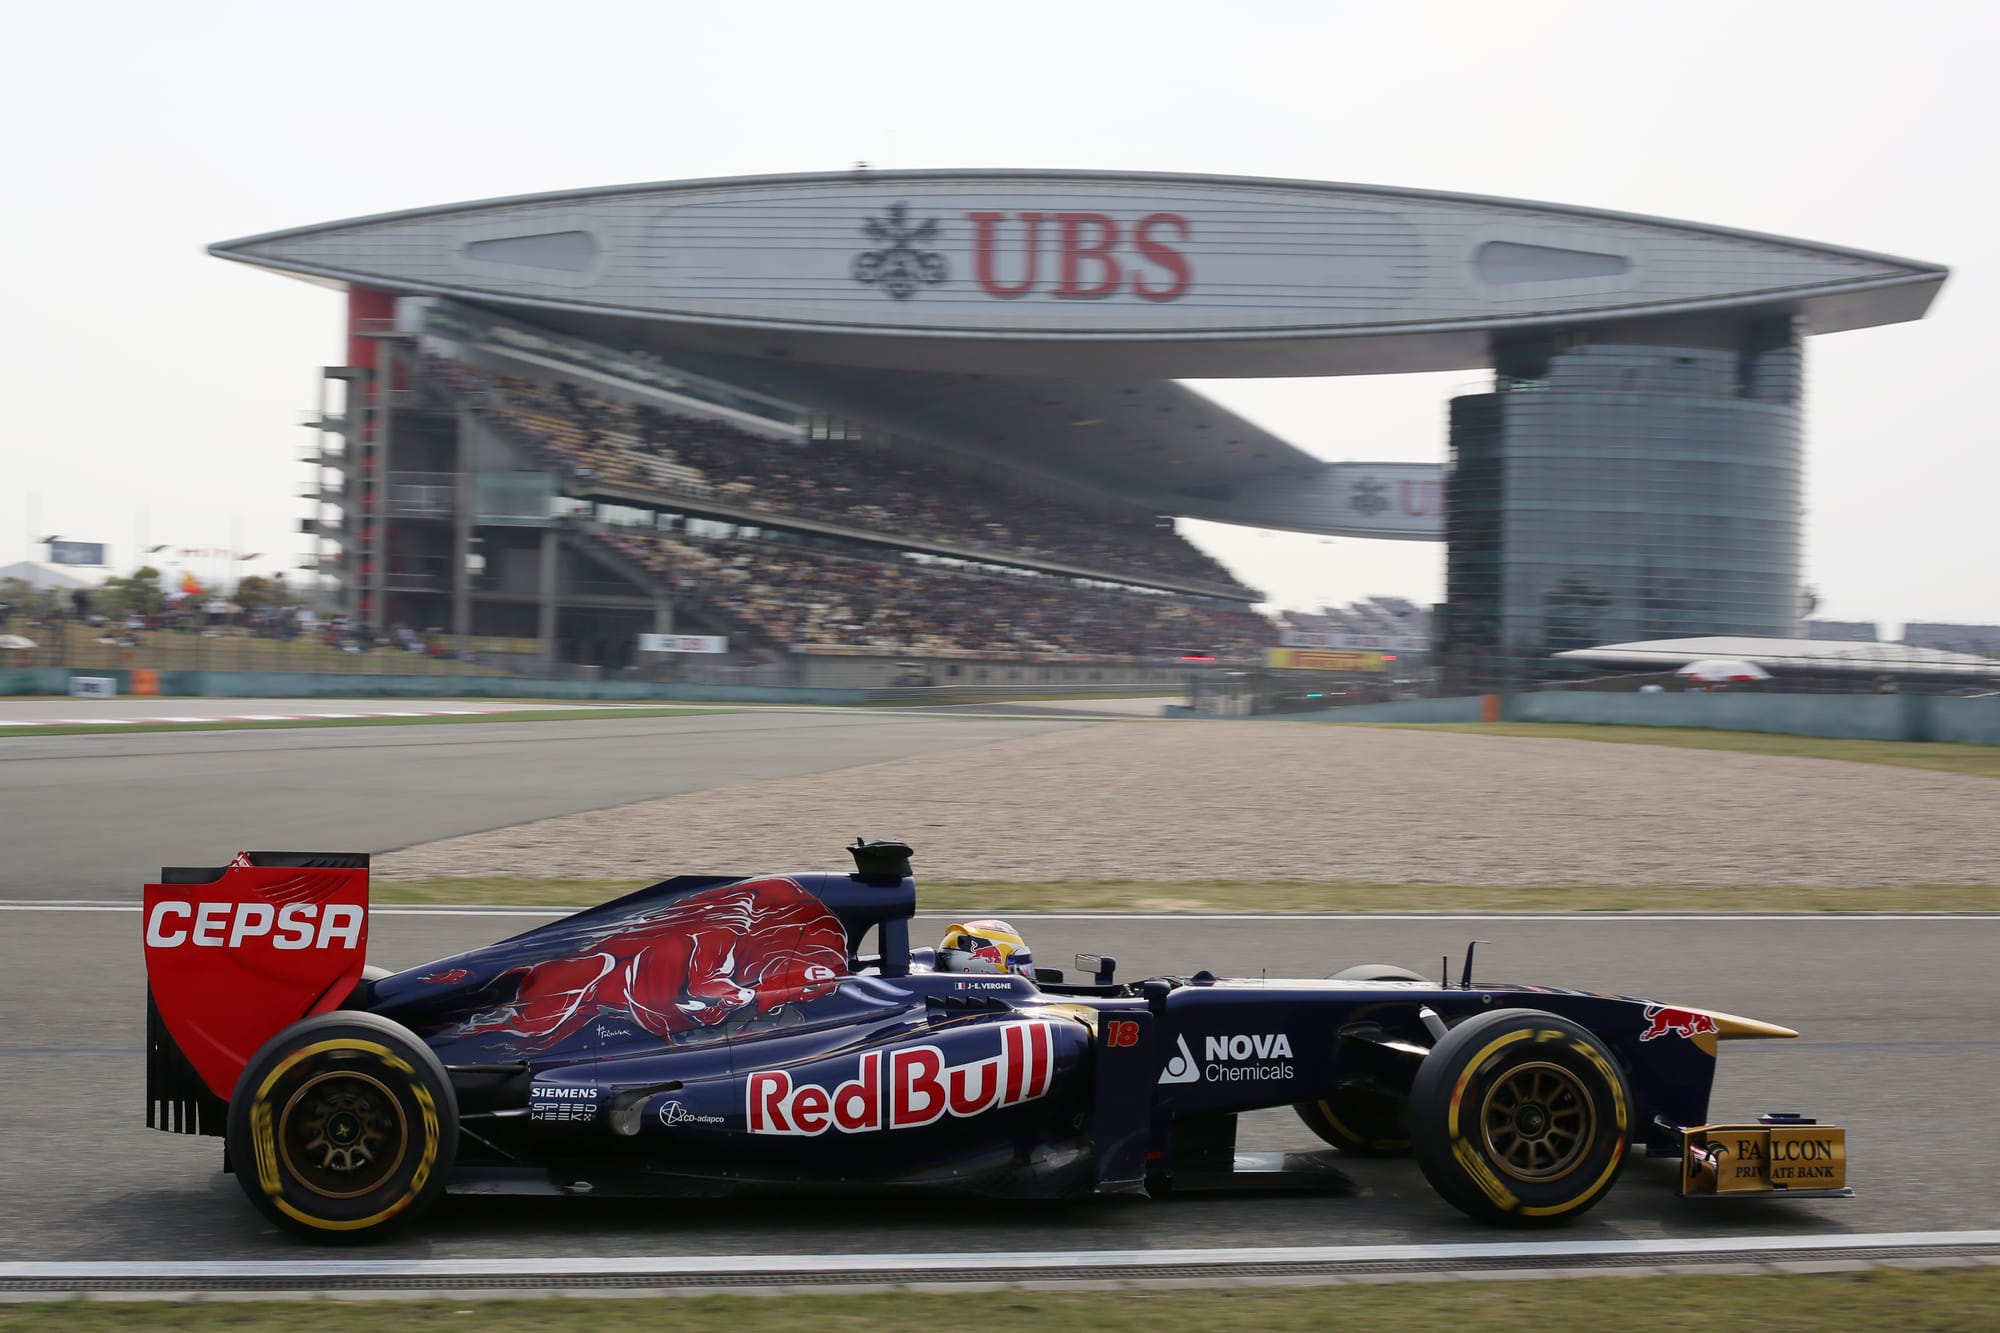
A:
[1555,637,2000,679]
[212,169,1946,379]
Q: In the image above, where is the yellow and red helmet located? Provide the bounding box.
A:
[936,919,1034,976]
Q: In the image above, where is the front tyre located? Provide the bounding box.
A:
[1294,1087,1410,1156]
[225,1011,458,1243]
[1408,1008,1630,1226]
[1293,964,1431,1154]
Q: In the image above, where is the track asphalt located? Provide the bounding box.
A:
[0,709,1077,899]
[0,708,1990,1266]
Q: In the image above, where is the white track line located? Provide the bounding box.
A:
[0,705,661,728]
[5,1230,1997,1281]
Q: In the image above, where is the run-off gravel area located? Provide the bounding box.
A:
[378,722,2000,885]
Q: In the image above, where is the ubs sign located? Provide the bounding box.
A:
[852,202,1193,302]
[650,183,1417,333]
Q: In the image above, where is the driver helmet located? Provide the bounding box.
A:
[936,919,1034,977]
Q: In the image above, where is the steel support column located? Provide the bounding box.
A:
[452,407,474,642]
[538,527,559,672]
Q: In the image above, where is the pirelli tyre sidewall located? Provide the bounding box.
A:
[1409,1008,1630,1226]
[225,1011,458,1243]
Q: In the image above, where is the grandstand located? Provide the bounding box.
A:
[305,302,1275,679]
[231,169,1944,688]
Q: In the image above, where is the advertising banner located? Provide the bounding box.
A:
[1281,630,1429,652]
[1264,648,1388,673]
[638,634,728,654]
[47,541,107,567]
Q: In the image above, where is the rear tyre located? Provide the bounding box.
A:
[225,1011,457,1243]
[1408,1008,1630,1226]
[338,965,394,1010]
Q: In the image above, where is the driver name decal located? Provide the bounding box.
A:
[747,1022,1054,1135]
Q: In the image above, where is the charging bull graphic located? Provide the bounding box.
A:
[1639,1005,1721,1042]
[456,877,849,1051]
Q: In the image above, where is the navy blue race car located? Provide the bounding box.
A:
[141,840,1849,1242]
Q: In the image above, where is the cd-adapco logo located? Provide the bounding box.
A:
[657,1100,724,1128]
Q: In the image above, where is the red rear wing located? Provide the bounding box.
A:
[143,853,371,1128]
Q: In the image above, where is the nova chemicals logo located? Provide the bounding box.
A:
[1158,1034,1200,1085]
[1160,1032,1296,1085]
[852,202,948,300]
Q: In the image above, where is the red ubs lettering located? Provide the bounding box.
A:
[1398,479,1444,518]
[967,212,1192,301]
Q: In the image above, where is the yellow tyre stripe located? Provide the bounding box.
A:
[1446,1029,1532,1139]
[1520,1139,1626,1217]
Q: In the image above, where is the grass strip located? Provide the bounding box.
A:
[3,1268,1996,1330]
[373,876,1998,913]
[0,707,740,739]
[1359,721,2000,777]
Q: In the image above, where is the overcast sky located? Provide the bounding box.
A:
[3,0,1993,630]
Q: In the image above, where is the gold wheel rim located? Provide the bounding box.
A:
[1478,1060,1594,1183]
[277,1068,410,1200]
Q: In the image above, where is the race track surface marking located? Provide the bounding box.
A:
[6,1229,1998,1282]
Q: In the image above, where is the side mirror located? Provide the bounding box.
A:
[1076,953,1117,985]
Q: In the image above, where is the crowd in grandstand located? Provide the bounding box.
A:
[432,358,1253,596]
[591,525,1272,660]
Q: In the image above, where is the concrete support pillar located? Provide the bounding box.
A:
[368,345,393,633]
[452,408,474,642]
[652,596,674,633]
[538,528,559,673]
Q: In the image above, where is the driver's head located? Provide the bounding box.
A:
[935,919,1034,977]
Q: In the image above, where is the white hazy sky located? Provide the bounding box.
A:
[3,0,1993,630]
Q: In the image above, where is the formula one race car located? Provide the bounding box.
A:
[141,841,1850,1242]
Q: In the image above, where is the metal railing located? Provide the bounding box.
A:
[387,474,456,518]
[0,614,526,677]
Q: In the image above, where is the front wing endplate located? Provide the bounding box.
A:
[1681,1122,1851,1197]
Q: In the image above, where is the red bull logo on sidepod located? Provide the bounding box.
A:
[747,1021,1054,1135]
[1639,1005,1721,1042]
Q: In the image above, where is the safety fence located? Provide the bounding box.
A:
[1292,690,2000,746]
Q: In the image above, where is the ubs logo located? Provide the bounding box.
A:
[852,202,948,300]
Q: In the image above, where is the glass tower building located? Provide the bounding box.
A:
[1440,317,1805,692]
